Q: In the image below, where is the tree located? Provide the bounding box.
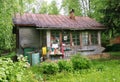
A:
[89,0,106,20]
[39,0,59,15]
[101,0,120,37]
[61,0,82,16]
[39,1,48,14]
[48,0,59,15]
[89,0,120,46]
[0,0,32,53]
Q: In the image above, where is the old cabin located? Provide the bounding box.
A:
[13,13,106,59]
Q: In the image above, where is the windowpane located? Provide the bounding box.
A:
[82,32,88,46]
[91,32,98,45]
[51,31,60,44]
[62,31,70,45]
[72,32,80,46]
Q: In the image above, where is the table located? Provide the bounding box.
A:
[49,54,63,60]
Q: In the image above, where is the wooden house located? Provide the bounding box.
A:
[13,13,106,57]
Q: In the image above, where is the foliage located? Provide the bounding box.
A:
[39,1,48,14]
[90,0,120,43]
[105,44,120,52]
[71,54,92,70]
[57,60,73,72]
[48,0,59,15]
[0,55,38,82]
[46,60,120,82]
[0,0,32,53]
[101,0,120,37]
[39,0,59,15]
[90,0,106,21]
[61,0,82,16]
[40,62,59,75]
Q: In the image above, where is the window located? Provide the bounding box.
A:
[91,32,98,45]
[51,31,60,44]
[82,32,88,46]
[72,32,80,45]
[62,31,70,45]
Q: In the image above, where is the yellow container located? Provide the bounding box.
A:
[42,47,47,55]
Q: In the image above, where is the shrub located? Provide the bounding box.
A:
[71,54,92,70]
[0,55,39,82]
[58,60,73,72]
[105,44,120,52]
[40,62,59,74]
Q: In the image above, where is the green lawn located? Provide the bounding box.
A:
[109,52,120,56]
[29,54,120,82]
[46,60,120,82]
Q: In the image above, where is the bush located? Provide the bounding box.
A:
[40,62,59,74]
[105,44,120,52]
[0,55,39,82]
[58,60,73,72]
[71,54,92,70]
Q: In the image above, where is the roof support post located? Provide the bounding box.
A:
[80,32,82,48]
[70,32,73,47]
[98,31,101,46]
[60,32,62,47]
[46,30,51,48]
[89,33,92,45]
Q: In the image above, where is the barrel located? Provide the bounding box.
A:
[24,48,34,64]
[32,52,40,66]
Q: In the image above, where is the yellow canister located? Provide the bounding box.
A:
[42,47,47,55]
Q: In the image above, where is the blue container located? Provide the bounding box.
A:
[32,53,40,66]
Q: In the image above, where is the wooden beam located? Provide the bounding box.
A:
[98,31,101,46]
[89,33,92,45]
[46,30,51,48]
[70,32,73,47]
[80,32,82,48]
[60,32,62,47]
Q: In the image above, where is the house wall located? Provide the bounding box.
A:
[47,30,104,56]
[18,27,40,54]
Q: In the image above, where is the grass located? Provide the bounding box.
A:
[1,51,120,82]
[46,60,120,82]
[29,58,120,82]
[109,52,120,56]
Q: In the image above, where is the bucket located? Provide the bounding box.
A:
[32,52,40,66]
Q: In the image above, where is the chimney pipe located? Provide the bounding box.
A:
[69,9,75,20]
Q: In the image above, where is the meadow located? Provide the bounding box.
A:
[30,52,120,82]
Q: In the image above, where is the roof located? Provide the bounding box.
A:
[13,13,106,30]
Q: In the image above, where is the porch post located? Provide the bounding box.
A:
[60,32,62,46]
[89,33,92,45]
[70,32,73,47]
[46,30,51,48]
[80,32,82,48]
[98,31,101,46]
